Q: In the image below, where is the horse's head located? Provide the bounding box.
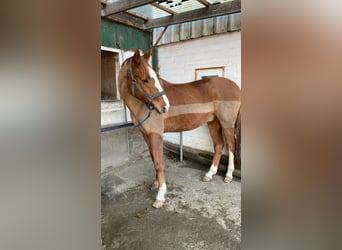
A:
[119,48,170,114]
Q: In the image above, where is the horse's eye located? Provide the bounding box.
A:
[142,79,148,83]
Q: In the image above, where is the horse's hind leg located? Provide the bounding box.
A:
[222,127,236,183]
[203,118,224,182]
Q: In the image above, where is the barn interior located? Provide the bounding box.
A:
[100,1,241,249]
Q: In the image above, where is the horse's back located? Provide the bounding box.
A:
[161,77,240,105]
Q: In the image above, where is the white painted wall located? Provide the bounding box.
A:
[158,32,241,153]
[158,32,241,87]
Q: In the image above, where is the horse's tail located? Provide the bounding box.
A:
[234,107,241,168]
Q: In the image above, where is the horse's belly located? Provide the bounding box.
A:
[163,113,213,132]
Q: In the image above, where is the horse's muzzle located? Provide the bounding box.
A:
[163,103,170,113]
[156,105,169,114]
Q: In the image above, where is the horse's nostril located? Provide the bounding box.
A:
[163,106,168,113]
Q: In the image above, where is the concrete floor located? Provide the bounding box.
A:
[101,153,241,250]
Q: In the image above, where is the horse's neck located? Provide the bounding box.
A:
[159,78,172,88]
[122,89,164,134]
[124,93,144,113]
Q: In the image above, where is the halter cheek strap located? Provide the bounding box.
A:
[128,58,166,127]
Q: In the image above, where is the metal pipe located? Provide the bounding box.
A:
[180,132,183,162]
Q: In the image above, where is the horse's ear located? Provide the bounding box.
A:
[133,49,141,63]
[144,48,153,60]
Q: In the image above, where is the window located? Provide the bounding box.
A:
[101,47,122,100]
[195,67,225,80]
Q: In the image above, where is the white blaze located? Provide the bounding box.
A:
[148,67,170,110]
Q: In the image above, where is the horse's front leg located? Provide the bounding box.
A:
[142,133,159,190]
[148,133,167,208]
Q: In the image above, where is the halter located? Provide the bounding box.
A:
[128,58,166,127]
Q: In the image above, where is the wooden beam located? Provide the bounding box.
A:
[102,0,156,17]
[195,0,211,7]
[151,2,177,15]
[104,12,146,30]
[125,10,149,21]
[153,26,169,47]
[143,0,241,30]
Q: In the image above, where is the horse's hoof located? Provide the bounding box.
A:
[152,200,165,208]
[202,175,212,182]
[224,177,233,183]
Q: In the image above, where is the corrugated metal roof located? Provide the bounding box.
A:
[159,0,206,14]
[153,12,240,45]
[106,0,208,18]
[104,0,238,18]
[102,0,241,31]
[131,5,171,19]
[206,0,234,4]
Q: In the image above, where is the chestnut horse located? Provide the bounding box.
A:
[119,48,241,208]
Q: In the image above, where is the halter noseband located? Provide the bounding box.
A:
[128,58,166,127]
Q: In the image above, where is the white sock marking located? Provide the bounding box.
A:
[148,67,170,111]
[156,182,167,202]
[205,165,218,179]
[226,150,234,178]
